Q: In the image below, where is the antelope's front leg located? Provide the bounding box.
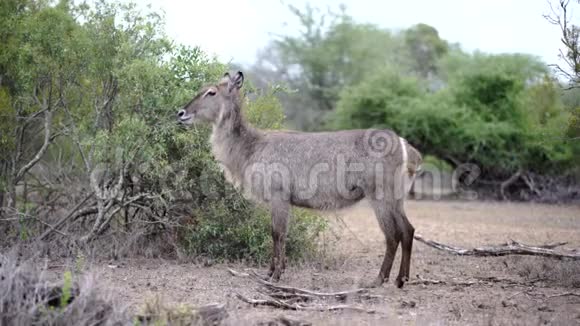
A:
[268,196,290,282]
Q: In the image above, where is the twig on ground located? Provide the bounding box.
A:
[413,234,580,260]
[514,290,580,301]
[249,271,368,300]
[235,293,375,314]
[235,292,295,309]
[547,292,580,299]
[408,275,447,285]
[409,274,543,288]
[499,241,568,250]
[227,268,250,278]
[229,269,376,314]
[408,275,477,287]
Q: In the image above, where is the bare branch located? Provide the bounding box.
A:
[250,272,369,300]
[414,234,580,260]
[500,169,522,200]
[546,0,580,85]
[234,293,376,314]
[95,193,150,236]
[62,106,91,172]
[227,268,250,277]
[230,268,376,314]
[37,193,95,241]
[14,109,53,184]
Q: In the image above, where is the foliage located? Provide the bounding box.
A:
[403,23,449,78]
[333,55,575,179]
[0,0,326,263]
[183,202,326,264]
[253,4,407,130]
[249,3,579,191]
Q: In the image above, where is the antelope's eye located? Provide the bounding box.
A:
[207,89,216,96]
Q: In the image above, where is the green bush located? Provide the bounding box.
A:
[333,62,575,179]
[0,0,325,262]
[183,202,326,264]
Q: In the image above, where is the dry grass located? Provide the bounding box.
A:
[89,200,580,325]
[5,200,580,325]
[514,256,580,288]
[0,251,232,325]
[0,252,129,325]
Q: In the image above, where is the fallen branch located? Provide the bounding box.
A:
[235,292,296,310]
[408,275,476,287]
[409,275,544,288]
[514,290,580,300]
[235,293,375,314]
[227,268,250,278]
[252,275,369,301]
[408,275,449,286]
[229,269,369,300]
[229,269,375,314]
[413,234,580,260]
[547,292,580,299]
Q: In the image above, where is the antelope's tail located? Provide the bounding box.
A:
[399,137,422,194]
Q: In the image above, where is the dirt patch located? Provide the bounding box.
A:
[52,200,580,325]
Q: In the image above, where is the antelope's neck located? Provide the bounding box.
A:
[210,110,260,181]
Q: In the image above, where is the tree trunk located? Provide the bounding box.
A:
[0,190,4,216]
[6,182,16,212]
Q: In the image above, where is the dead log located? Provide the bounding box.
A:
[413,234,580,260]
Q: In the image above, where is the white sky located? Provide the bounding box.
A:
[145,0,567,67]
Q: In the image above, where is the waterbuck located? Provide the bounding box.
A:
[177,71,422,288]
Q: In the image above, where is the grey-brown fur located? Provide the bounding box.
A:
[177,71,422,288]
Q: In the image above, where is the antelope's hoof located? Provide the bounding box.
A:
[395,276,409,288]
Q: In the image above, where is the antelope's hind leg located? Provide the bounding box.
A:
[363,200,401,288]
[394,200,414,288]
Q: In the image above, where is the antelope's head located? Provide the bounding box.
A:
[177,71,244,125]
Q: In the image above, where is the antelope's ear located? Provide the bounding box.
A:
[219,72,231,85]
[230,71,244,91]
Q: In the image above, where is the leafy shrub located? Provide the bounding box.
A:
[0,0,325,264]
[333,63,575,180]
[183,202,326,264]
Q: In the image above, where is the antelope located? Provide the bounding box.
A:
[177,71,422,288]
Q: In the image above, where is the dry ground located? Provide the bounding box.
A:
[61,200,580,325]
